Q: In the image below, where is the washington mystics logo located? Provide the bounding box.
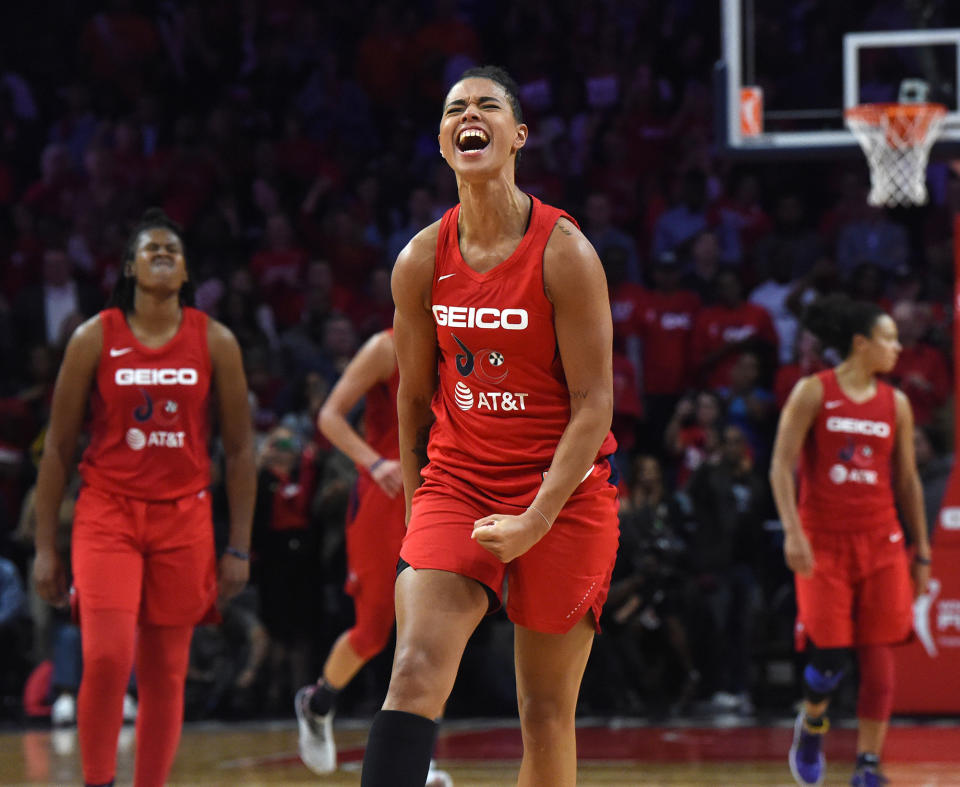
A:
[133,391,181,427]
[451,334,508,384]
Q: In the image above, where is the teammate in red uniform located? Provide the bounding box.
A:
[360,66,619,787]
[769,294,931,787]
[294,328,451,786]
[32,208,255,787]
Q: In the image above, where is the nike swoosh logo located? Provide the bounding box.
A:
[824,400,843,409]
[438,273,456,281]
[110,347,134,357]
[889,531,903,543]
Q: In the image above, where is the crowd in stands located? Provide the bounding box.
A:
[0,0,956,722]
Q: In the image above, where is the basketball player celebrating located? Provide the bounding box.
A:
[770,294,931,787]
[295,328,451,786]
[33,208,255,787]
[359,66,620,787]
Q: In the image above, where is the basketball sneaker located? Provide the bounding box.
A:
[294,685,336,774]
[788,711,827,786]
[50,693,76,726]
[850,763,889,786]
[426,759,454,787]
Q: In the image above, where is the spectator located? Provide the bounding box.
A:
[665,390,724,488]
[652,168,710,259]
[685,425,768,714]
[754,193,823,278]
[636,251,701,447]
[836,203,909,276]
[749,245,800,365]
[14,247,102,354]
[692,269,778,389]
[889,300,950,428]
[583,192,641,284]
[914,425,952,544]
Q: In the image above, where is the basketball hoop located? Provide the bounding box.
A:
[845,102,947,207]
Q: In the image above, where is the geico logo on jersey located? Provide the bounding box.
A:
[125,428,186,450]
[433,305,528,330]
[828,463,878,485]
[453,382,528,412]
[826,416,891,437]
[116,368,199,386]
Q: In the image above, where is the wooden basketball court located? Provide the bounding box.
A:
[3,717,960,785]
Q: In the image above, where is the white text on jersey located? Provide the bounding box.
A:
[115,368,199,386]
[433,305,528,330]
[826,416,891,438]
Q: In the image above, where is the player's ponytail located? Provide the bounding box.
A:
[802,293,885,359]
[109,208,195,312]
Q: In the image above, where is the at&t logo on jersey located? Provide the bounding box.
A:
[828,463,878,485]
[115,368,199,386]
[433,305,528,330]
[125,428,186,451]
[453,381,528,413]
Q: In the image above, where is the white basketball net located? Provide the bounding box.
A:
[846,104,946,207]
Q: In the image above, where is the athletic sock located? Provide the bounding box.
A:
[308,679,340,716]
[360,710,437,787]
[856,752,880,769]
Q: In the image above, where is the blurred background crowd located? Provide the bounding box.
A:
[0,0,957,726]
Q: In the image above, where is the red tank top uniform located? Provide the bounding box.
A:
[425,196,618,505]
[798,369,898,533]
[79,307,213,500]
[360,339,400,467]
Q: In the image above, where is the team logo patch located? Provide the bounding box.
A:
[452,334,508,383]
[126,428,147,451]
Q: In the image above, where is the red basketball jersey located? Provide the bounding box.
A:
[362,335,400,464]
[423,196,617,504]
[79,307,213,500]
[797,369,898,532]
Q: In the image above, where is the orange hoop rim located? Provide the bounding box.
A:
[844,102,947,125]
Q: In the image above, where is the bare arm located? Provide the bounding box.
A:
[768,374,823,577]
[209,319,256,603]
[33,316,102,605]
[318,330,402,497]
[531,217,614,520]
[472,218,614,562]
[892,389,932,596]
[391,224,441,523]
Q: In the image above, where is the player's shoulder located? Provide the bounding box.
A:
[395,220,441,273]
[789,373,825,408]
[205,316,242,361]
[392,220,441,303]
[66,312,104,353]
[543,215,604,295]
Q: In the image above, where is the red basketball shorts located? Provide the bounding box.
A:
[343,474,406,650]
[400,459,620,635]
[72,485,217,626]
[794,525,913,650]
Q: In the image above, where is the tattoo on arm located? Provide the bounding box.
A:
[557,223,572,236]
[570,390,589,400]
[412,425,431,470]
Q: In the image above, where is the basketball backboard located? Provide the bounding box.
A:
[717,0,960,158]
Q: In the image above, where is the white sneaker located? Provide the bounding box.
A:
[295,685,336,774]
[426,759,454,787]
[122,693,138,723]
[51,694,76,726]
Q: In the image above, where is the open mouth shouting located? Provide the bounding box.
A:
[456,127,490,156]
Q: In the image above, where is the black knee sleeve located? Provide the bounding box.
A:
[803,645,849,703]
